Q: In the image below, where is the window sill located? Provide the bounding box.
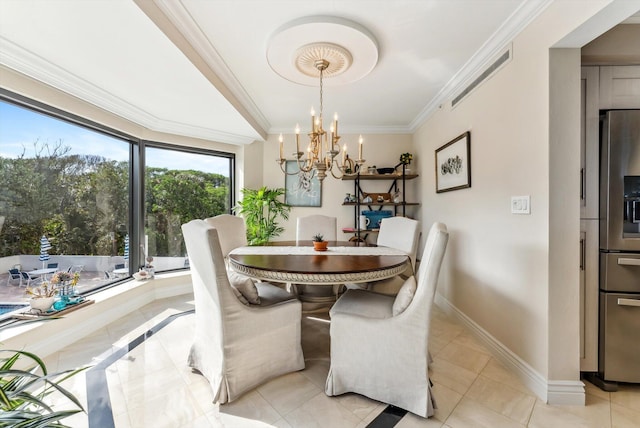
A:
[0,271,193,357]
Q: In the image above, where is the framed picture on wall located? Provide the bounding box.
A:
[284,161,322,206]
[435,131,471,193]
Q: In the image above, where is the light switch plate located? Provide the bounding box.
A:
[511,195,530,214]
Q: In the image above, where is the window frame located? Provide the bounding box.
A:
[0,89,236,293]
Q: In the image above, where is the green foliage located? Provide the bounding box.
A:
[234,187,290,245]
[0,349,87,427]
[0,141,231,259]
[145,168,229,256]
[312,233,324,242]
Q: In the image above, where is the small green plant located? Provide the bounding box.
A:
[312,233,325,242]
[0,349,87,427]
[400,152,413,165]
[234,187,291,245]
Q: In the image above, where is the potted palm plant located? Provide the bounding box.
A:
[234,187,291,245]
[0,349,87,427]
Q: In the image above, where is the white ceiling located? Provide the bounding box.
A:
[1,0,632,146]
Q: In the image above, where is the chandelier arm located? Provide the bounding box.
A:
[296,157,314,172]
[278,159,306,175]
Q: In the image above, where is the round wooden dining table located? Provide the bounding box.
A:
[228,240,409,285]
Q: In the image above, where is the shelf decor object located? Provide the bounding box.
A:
[435,131,471,193]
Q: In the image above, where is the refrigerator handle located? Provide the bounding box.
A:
[618,298,640,307]
[634,201,639,224]
[617,258,640,266]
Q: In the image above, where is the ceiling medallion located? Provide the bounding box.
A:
[267,15,379,86]
[294,42,352,78]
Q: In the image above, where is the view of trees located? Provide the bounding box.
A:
[0,141,230,259]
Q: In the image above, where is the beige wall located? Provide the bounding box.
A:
[411,0,632,399]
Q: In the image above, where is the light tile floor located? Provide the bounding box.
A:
[39,294,640,428]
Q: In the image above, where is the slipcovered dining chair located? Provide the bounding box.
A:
[296,214,337,243]
[368,216,420,294]
[181,219,304,404]
[325,222,449,418]
[205,214,247,257]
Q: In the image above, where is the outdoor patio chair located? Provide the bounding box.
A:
[7,269,22,286]
[69,264,84,273]
[20,271,40,287]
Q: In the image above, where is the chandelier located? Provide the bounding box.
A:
[276,58,365,182]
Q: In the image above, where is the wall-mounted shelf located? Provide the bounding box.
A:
[342,168,419,242]
[342,173,419,181]
[342,202,420,207]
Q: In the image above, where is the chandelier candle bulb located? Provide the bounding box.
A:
[358,135,363,160]
[311,107,315,132]
[295,124,300,154]
[279,133,284,160]
[342,144,347,164]
[334,113,338,136]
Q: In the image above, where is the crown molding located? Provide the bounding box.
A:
[0,37,258,145]
[154,0,271,134]
[409,0,554,131]
[270,124,412,136]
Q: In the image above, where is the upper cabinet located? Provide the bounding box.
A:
[599,66,640,109]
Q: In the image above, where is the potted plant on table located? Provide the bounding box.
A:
[312,233,328,251]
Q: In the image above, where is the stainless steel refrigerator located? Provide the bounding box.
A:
[598,109,640,390]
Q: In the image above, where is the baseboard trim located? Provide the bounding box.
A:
[434,294,585,406]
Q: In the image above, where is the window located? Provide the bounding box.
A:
[0,93,235,302]
[0,99,131,296]
[143,145,233,272]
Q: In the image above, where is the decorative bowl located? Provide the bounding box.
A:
[376,167,395,174]
[29,297,55,312]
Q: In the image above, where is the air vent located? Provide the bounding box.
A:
[452,46,512,108]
